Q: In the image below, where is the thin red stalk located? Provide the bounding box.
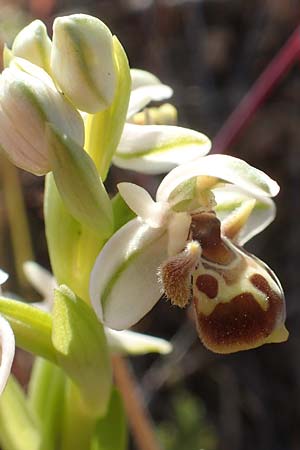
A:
[212,26,300,154]
[112,356,162,450]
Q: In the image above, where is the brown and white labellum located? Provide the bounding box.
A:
[161,211,288,354]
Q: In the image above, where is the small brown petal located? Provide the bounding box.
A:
[159,241,201,308]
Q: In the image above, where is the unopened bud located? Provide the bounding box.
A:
[0,60,84,175]
[12,20,52,73]
[51,14,117,113]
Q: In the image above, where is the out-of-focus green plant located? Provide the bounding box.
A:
[157,390,218,450]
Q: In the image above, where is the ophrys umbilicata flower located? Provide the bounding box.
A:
[90,154,288,354]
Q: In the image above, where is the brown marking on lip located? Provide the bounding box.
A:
[250,273,275,296]
[196,274,218,299]
[194,275,284,353]
[190,212,235,266]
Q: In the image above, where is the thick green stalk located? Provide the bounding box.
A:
[61,380,97,450]
[0,376,41,450]
[44,173,105,304]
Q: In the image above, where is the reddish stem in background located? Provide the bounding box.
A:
[212,26,300,154]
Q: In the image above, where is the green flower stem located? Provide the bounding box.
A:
[28,358,66,450]
[0,376,41,450]
[45,173,106,304]
[0,155,34,291]
[0,296,56,363]
[72,226,106,303]
[85,37,131,180]
[61,380,97,450]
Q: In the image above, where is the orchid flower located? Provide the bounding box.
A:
[90,154,288,354]
[0,270,15,395]
[23,262,171,355]
[113,69,212,174]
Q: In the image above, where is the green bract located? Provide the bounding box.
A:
[52,286,112,416]
[48,124,113,236]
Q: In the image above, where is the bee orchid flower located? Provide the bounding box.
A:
[90,154,288,354]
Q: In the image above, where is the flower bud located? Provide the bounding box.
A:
[11,20,52,73]
[51,14,117,113]
[0,61,84,175]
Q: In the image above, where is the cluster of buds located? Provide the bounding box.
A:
[0,15,117,174]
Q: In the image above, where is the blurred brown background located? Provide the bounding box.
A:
[1,1,300,449]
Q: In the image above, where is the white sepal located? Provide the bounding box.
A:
[0,271,8,286]
[105,328,172,355]
[130,69,161,89]
[114,123,211,175]
[127,85,173,119]
[90,218,168,330]
[157,154,280,203]
[23,261,56,310]
[0,316,15,395]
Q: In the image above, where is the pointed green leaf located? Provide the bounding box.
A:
[0,296,56,362]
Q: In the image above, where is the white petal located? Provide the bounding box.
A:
[118,182,169,228]
[23,262,56,309]
[214,186,276,245]
[114,123,211,175]
[90,218,168,330]
[167,212,191,256]
[0,316,15,395]
[131,69,161,89]
[105,328,172,355]
[157,154,280,202]
[127,85,173,119]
